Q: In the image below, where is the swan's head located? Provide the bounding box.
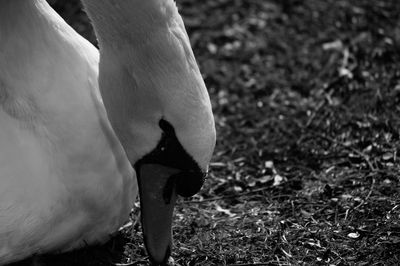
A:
[99,56,215,264]
[92,2,216,263]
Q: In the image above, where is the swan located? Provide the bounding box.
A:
[0,0,216,265]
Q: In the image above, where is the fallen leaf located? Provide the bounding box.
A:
[348,232,360,239]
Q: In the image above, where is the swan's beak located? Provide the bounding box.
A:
[138,164,180,265]
[137,162,206,265]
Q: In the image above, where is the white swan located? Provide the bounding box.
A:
[0,0,216,265]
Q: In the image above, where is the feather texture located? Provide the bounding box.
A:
[0,1,136,264]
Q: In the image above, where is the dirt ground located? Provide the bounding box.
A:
[14,0,400,265]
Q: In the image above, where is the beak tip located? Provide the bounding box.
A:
[147,244,172,265]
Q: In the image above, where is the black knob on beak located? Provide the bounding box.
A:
[175,170,206,197]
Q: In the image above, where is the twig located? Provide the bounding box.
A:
[227,262,287,266]
[314,133,376,171]
[354,177,376,210]
[305,76,343,128]
[114,260,148,266]
[365,178,375,201]
[181,189,291,204]
[305,98,327,128]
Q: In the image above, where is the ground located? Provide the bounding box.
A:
[13,0,400,265]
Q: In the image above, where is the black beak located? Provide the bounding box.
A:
[135,119,206,264]
[137,163,205,265]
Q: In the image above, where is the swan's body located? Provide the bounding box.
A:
[0,1,136,263]
[0,0,215,265]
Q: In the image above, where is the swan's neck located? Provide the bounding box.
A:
[81,0,191,157]
[81,0,179,47]
[81,0,215,167]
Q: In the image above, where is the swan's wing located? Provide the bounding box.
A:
[0,2,136,264]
